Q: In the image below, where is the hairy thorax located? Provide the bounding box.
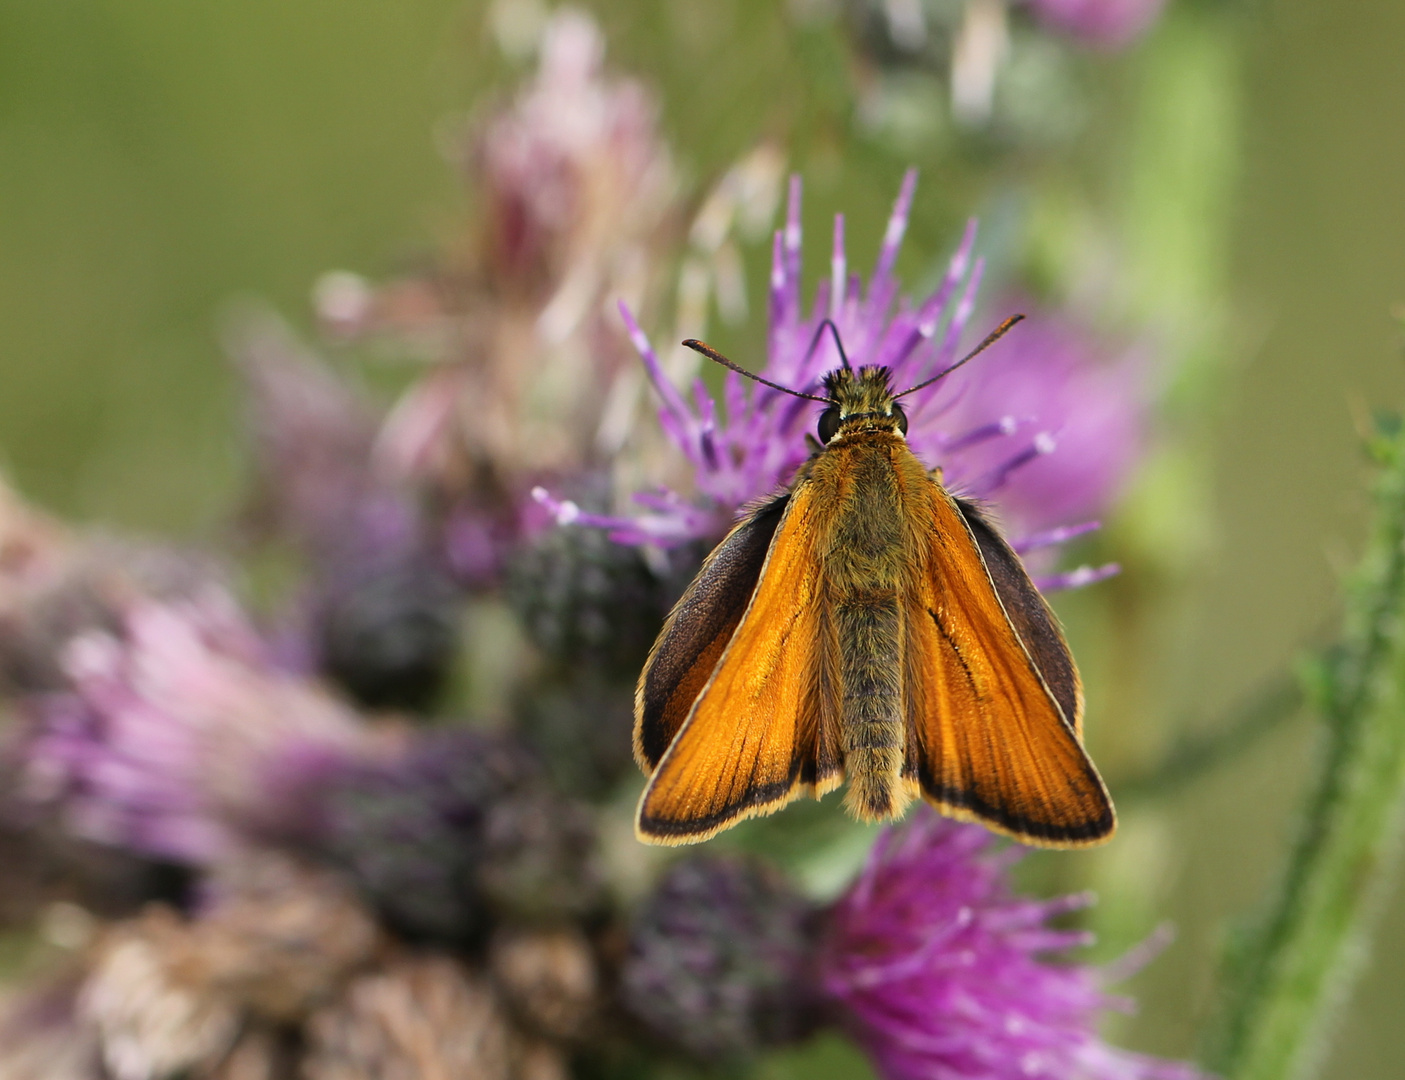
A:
[805,430,932,590]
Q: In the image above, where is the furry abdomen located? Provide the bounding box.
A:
[810,433,921,820]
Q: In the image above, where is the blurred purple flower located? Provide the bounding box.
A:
[1022,0,1167,49]
[305,10,688,593]
[20,591,373,865]
[820,810,1207,1080]
[330,8,679,500]
[471,7,677,306]
[226,305,420,571]
[228,308,463,709]
[536,172,1143,588]
[936,297,1147,540]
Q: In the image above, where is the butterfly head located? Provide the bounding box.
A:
[818,366,908,444]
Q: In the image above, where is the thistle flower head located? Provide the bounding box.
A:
[307,10,685,596]
[507,485,698,676]
[226,306,416,566]
[820,810,1208,1080]
[226,308,463,708]
[620,855,819,1061]
[0,476,222,696]
[325,7,679,502]
[473,7,676,303]
[932,297,1147,539]
[311,729,604,942]
[489,924,599,1041]
[302,955,519,1080]
[80,905,242,1080]
[313,558,461,712]
[190,850,383,1022]
[70,851,379,1080]
[537,173,1144,588]
[19,590,372,865]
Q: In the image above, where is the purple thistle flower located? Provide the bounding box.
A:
[819,810,1208,1080]
[227,308,463,709]
[933,296,1147,543]
[1021,0,1168,49]
[226,305,420,567]
[536,173,1143,588]
[19,591,373,865]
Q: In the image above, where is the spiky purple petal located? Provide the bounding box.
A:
[555,175,1146,588]
[820,811,1210,1080]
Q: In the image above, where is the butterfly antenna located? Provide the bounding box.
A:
[682,339,835,404]
[803,318,853,371]
[894,314,1025,399]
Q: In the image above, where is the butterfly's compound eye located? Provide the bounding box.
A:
[818,407,841,443]
[892,403,909,435]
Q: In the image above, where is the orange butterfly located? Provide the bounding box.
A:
[632,318,1115,848]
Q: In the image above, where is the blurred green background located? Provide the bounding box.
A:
[3,1,1405,1076]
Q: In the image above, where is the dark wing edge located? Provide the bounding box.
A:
[952,497,1084,737]
[904,488,1114,848]
[918,775,1117,848]
[633,492,790,772]
[635,483,840,845]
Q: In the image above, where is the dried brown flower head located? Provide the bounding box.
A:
[302,955,515,1080]
[489,924,599,1041]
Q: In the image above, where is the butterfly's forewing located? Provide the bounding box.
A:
[904,484,1115,847]
[953,497,1084,737]
[636,483,842,844]
[635,493,790,771]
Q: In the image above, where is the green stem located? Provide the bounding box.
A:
[1115,673,1303,803]
[1209,417,1405,1080]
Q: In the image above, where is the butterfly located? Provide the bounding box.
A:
[632,317,1116,848]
